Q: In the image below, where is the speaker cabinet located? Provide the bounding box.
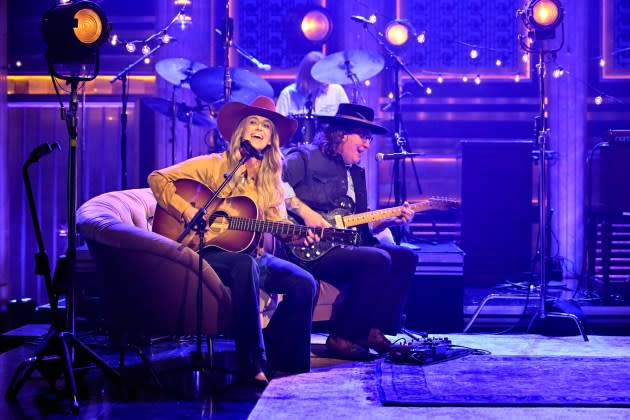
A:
[461,140,533,285]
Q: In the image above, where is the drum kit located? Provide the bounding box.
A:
[289,49,386,145]
[144,48,386,154]
[144,58,274,160]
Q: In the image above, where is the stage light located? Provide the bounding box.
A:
[41,0,110,80]
[384,19,414,47]
[301,8,333,42]
[520,0,564,41]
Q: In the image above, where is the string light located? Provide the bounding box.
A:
[109,5,187,59]
[474,74,481,84]
[515,74,521,82]
[178,13,192,30]
[594,95,603,105]
[425,86,432,94]
[552,66,564,78]
[469,48,479,59]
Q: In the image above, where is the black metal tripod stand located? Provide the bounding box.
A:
[5,79,120,413]
[526,50,588,341]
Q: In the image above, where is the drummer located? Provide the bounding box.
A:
[276,51,349,118]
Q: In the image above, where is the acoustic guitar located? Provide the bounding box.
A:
[286,196,458,262]
[152,179,359,255]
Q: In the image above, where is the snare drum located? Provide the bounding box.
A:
[288,113,320,145]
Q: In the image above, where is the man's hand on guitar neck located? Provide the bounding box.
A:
[371,201,414,234]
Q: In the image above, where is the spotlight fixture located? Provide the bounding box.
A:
[520,0,564,41]
[301,7,333,42]
[384,19,417,48]
[41,0,110,80]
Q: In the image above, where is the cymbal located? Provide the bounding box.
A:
[311,50,385,85]
[155,58,207,88]
[142,97,216,128]
[189,67,274,105]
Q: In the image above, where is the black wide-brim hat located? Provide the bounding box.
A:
[217,96,298,146]
[317,103,388,135]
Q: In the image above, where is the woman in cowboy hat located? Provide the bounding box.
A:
[283,103,417,360]
[149,96,319,385]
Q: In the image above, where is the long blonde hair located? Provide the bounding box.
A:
[226,118,285,212]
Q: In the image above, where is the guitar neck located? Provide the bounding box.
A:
[341,201,430,228]
[226,216,311,236]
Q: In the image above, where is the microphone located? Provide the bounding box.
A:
[351,15,374,25]
[381,92,413,112]
[350,15,374,25]
[375,152,423,161]
[240,139,265,161]
[28,142,61,164]
[215,28,271,71]
[251,58,271,71]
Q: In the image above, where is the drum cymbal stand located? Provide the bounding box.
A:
[357,20,424,244]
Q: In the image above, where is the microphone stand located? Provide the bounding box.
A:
[216,28,270,72]
[356,21,424,244]
[176,143,254,390]
[111,44,166,188]
[110,6,184,186]
[6,77,120,413]
[222,2,233,103]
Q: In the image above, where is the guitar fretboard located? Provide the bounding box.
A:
[224,216,316,237]
[341,201,432,228]
[217,215,355,242]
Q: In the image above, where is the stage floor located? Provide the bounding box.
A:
[1,330,629,419]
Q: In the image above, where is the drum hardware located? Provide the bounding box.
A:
[352,21,424,244]
[189,66,274,107]
[310,49,385,104]
[155,58,207,89]
[143,97,216,160]
[154,58,209,164]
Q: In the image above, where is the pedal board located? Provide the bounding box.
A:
[388,336,452,365]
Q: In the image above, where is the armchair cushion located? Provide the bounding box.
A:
[77,188,233,337]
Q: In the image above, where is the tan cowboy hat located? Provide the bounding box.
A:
[217,96,298,146]
[317,103,388,135]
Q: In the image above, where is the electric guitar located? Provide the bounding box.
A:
[286,196,458,262]
[151,179,360,255]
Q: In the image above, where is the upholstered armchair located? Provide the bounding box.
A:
[76,188,233,338]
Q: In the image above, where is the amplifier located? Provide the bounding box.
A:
[403,242,464,333]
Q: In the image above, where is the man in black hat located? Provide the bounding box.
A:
[283,103,417,360]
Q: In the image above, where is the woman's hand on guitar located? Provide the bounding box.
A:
[183,207,198,224]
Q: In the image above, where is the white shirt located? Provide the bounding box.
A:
[276,83,349,117]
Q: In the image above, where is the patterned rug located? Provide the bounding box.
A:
[376,355,630,407]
